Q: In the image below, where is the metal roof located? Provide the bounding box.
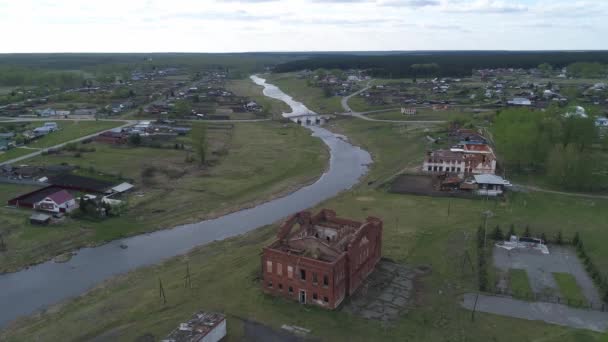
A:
[473,174,511,186]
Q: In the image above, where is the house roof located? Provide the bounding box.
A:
[48,174,114,193]
[30,213,51,222]
[45,190,74,205]
[8,186,66,206]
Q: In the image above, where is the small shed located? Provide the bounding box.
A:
[30,213,51,225]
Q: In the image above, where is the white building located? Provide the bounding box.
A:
[472,174,512,197]
[34,189,77,213]
[507,97,532,106]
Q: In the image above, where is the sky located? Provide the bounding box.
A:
[1,0,606,53]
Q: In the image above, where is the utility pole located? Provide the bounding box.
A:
[185,262,192,289]
[159,278,167,305]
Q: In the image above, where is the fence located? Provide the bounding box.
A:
[485,288,607,312]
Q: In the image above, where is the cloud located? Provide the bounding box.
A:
[380,0,440,8]
[443,0,528,14]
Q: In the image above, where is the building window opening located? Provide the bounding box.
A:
[323,296,329,303]
[312,273,318,285]
[323,275,329,286]
[288,286,293,294]
[300,269,306,281]
[267,281,273,288]
[313,293,318,300]
[266,260,272,273]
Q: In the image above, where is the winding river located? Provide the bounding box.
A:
[0,76,372,328]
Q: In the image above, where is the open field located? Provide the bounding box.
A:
[0,122,328,273]
[265,73,344,114]
[0,120,123,163]
[26,121,122,149]
[554,273,588,307]
[3,117,608,341]
[368,108,476,122]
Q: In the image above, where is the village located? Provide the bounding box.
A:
[1,55,608,342]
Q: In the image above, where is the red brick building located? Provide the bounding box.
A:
[261,209,383,309]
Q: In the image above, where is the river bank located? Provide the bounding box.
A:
[0,77,372,328]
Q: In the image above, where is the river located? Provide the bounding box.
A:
[0,76,372,328]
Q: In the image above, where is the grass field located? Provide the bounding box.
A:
[3,117,608,341]
[509,269,533,298]
[265,73,343,114]
[553,272,588,307]
[0,147,37,163]
[26,120,122,148]
[0,122,328,273]
[0,120,123,163]
[348,96,396,113]
[367,108,474,122]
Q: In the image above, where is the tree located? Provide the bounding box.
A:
[573,232,581,246]
[538,63,553,76]
[507,224,516,239]
[546,144,594,191]
[523,225,531,238]
[476,226,484,249]
[174,100,192,117]
[191,123,207,165]
[492,225,504,241]
[555,230,563,245]
[128,134,142,146]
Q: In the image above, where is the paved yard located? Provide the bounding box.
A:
[462,293,608,333]
[493,245,602,304]
[341,260,428,323]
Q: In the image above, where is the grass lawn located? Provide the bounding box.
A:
[3,118,607,341]
[26,120,123,149]
[0,147,37,163]
[265,73,343,114]
[226,78,290,118]
[348,96,396,113]
[508,269,533,298]
[0,122,328,274]
[368,109,467,122]
[553,272,588,307]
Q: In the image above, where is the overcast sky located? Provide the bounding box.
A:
[1,0,606,53]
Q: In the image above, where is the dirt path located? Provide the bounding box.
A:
[513,184,608,200]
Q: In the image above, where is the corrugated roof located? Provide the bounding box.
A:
[474,174,510,185]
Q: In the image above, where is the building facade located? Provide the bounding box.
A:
[423,143,497,176]
[261,209,383,310]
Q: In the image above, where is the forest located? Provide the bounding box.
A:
[492,106,607,192]
[273,51,608,78]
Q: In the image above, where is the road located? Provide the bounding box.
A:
[339,81,447,124]
[462,293,608,332]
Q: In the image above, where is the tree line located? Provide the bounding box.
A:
[273,51,608,78]
[493,106,606,191]
[0,66,85,88]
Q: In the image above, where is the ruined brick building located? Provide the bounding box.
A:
[261,209,383,309]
